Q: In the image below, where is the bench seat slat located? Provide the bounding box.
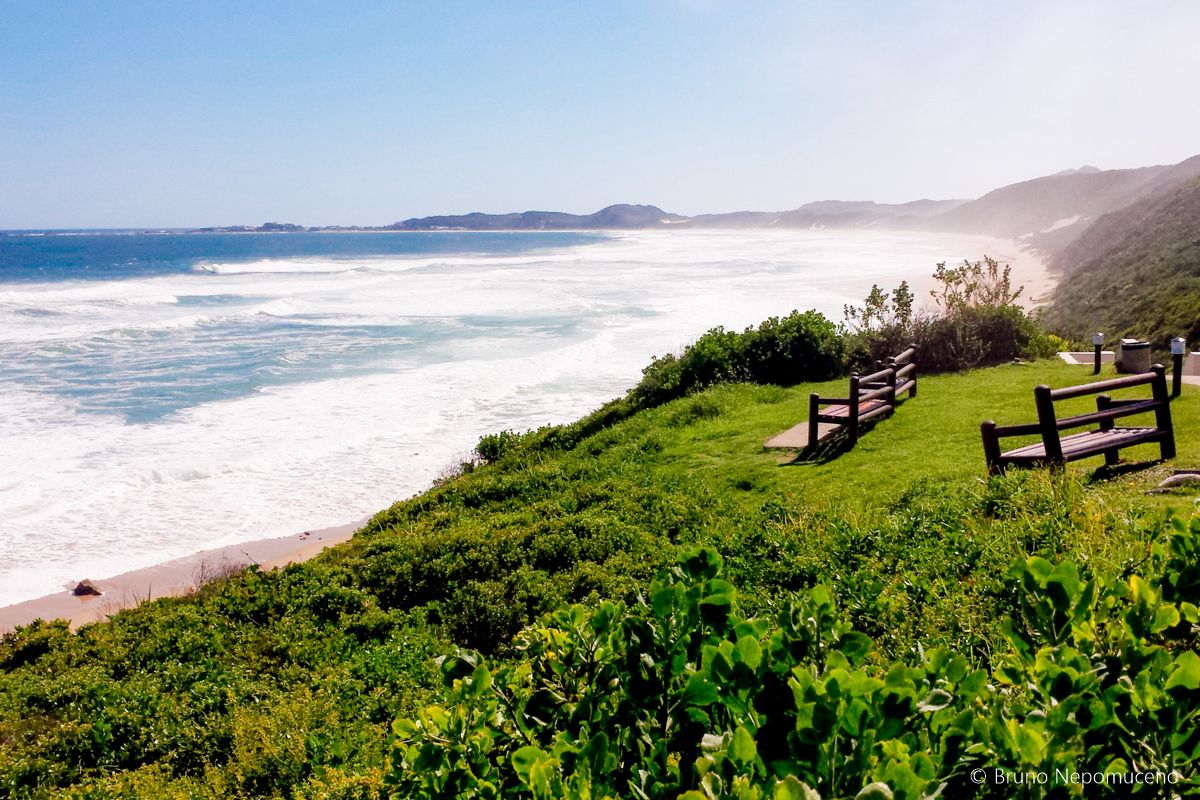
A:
[816,399,889,420]
[1001,427,1160,461]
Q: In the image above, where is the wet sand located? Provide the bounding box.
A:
[0,518,366,633]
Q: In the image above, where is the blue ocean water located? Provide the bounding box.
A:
[0,230,605,282]
[0,232,604,422]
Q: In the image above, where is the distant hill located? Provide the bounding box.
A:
[192,221,309,233]
[388,204,687,231]
[685,199,966,229]
[378,156,1200,245]
[923,156,1200,254]
[1043,176,1200,347]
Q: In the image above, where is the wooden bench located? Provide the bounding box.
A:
[809,364,896,446]
[980,365,1175,474]
[876,344,918,401]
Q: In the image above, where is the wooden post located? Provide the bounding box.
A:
[886,366,897,411]
[1096,394,1119,466]
[1094,344,1102,375]
[1150,364,1176,460]
[1172,337,1187,398]
[909,343,918,398]
[980,420,1002,474]
[1034,384,1064,466]
[808,393,820,448]
[848,374,860,445]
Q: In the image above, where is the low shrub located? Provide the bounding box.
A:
[388,515,1200,798]
[845,256,1051,373]
[631,310,844,410]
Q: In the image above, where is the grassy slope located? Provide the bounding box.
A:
[1046,176,1200,347]
[2,360,1198,798]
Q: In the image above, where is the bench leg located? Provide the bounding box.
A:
[1152,365,1176,460]
[1104,448,1119,467]
[808,394,819,447]
[980,421,1002,475]
[1160,431,1176,461]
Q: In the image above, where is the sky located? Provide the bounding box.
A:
[2,0,1199,228]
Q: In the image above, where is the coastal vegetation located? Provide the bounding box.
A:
[1045,177,1200,349]
[2,263,1199,798]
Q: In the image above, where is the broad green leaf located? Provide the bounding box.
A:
[512,745,548,782]
[917,689,954,712]
[808,585,833,610]
[838,631,872,664]
[1152,604,1181,633]
[1025,557,1054,585]
[773,776,821,800]
[730,726,757,765]
[681,547,723,581]
[735,636,763,670]
[680,672,720,706]
[702,579,736,606]
[1165,651,1200,691]
[1015,725,1046,764]
[855,782,894,799]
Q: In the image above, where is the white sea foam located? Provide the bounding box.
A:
[0,229,1040,605]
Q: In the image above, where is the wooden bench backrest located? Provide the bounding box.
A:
[889,345,916,367]
[982,365,1172,469]
[1035,365,1169,432]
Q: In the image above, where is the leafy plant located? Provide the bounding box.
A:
[632,310,843,410]
[386,521,1200,798]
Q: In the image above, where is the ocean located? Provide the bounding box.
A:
[0,228,1028,605]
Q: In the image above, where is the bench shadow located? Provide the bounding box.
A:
[778,421,883,466]
[1084,459,1164,484]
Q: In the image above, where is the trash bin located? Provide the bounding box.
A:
[1117,339,1151,374]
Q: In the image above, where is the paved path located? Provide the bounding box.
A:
[764,420,840,450]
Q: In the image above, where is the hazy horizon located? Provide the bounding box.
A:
[4,0,1200,229]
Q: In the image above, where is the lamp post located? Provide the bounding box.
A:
[1171,337,1187,397]
[1092,332,1104,375]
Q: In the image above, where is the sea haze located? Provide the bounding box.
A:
[0,229,1022,605]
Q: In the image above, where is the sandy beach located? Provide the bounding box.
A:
[0,518,366,633]
[912,234,1056,309]
[994,238,1057,307]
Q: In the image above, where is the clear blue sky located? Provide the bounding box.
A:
[3,0,1199,228]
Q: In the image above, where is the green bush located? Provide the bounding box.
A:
[631,311,843,410]
[388,517,1200,799]
[845,257,1050,373]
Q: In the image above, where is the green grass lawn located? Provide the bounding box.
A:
[613,358,1198,513]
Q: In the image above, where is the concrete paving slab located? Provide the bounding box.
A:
[764,420,840,450]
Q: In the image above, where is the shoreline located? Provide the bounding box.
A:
[0,518,367,634]
[0,230,1057,635]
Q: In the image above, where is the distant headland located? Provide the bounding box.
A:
[10,155,1198,270]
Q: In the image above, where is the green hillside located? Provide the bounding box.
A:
[2,357,1198,798]
[1046,176,1200,347]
